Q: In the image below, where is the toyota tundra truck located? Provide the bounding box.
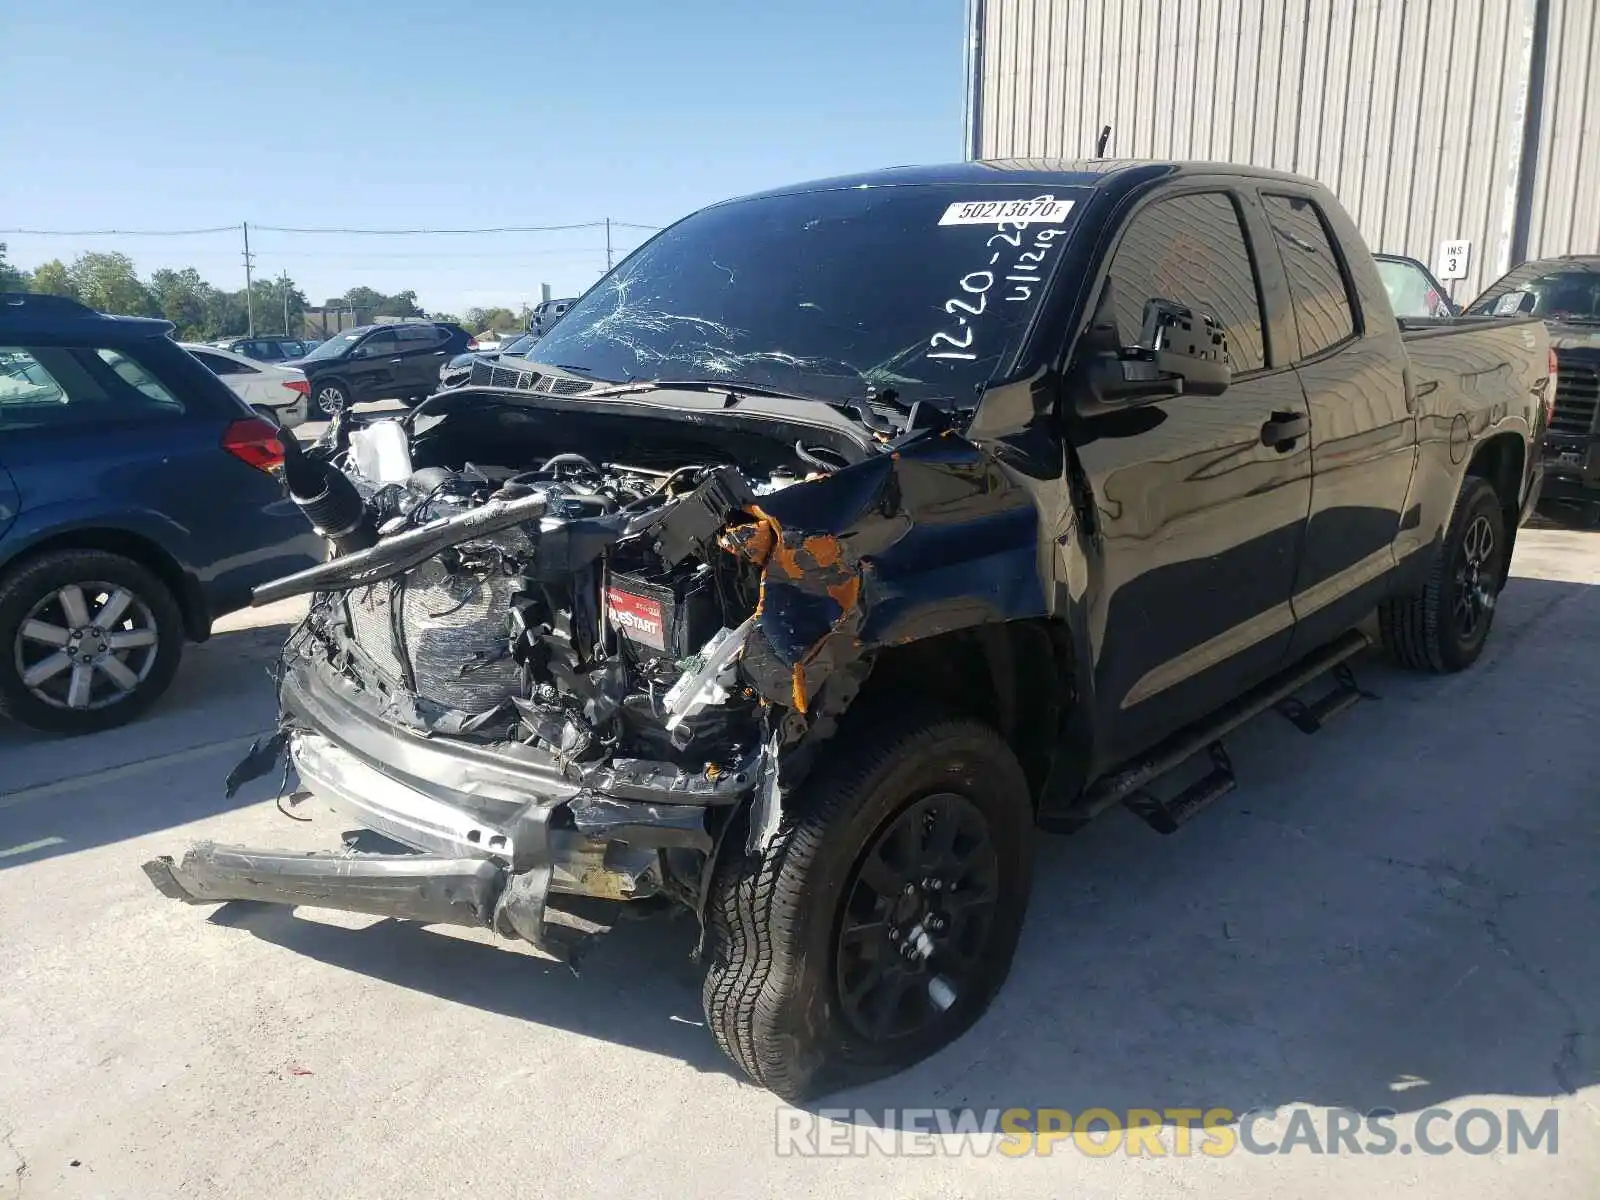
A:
[144,160,1550,1100]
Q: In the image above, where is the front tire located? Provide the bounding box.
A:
[312,380,349,418]
[1380,475,1507,673]
[0,550,185,735]
[701,708,1033,1101]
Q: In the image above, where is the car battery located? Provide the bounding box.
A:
[605,563,720,660]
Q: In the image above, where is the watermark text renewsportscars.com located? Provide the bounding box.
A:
[775,1106,1561,1158]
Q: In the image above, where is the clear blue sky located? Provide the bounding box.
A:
[0,0,967,315]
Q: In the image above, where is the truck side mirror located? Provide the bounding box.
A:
[1079,297,1232,411]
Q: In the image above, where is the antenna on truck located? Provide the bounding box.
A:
[1095,125,1112,158]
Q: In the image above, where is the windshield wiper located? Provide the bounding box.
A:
[581,378,829,404]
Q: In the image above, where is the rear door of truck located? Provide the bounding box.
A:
[1245,188,1420,661]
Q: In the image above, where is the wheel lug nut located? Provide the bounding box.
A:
[902,883,915,897]
[888,928,900,942]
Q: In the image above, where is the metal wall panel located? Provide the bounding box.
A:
[970,0,1593,302]
[1527,0,1600,262]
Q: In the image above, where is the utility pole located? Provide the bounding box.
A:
[280,272,291,335]
[605,217,613,271]
[242,221,256,336]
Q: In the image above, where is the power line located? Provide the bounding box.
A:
[255,222,614,235]
[0,225,240,237]
[1,219,663,237]
[246,248,623,260]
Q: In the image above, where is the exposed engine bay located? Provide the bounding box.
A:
[263,393,875,809]
[146,383,1032,969]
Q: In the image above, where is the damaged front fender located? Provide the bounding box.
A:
[721,434,1047,716]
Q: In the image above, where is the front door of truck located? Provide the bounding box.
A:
[1070,188,1313,760]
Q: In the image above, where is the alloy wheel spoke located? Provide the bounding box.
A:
[921,797,959,862]
[97,655,139,692]
[66,664,94,709]
[107,628,157,651]
[93,588,133,630]
[20,619,70,647]
[838,920,889,955]
[867,971,918,1039]
[57,585,90,629]
[856,843,907,903]
[22,651,72,687]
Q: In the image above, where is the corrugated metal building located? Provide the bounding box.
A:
[964,0,1600,302]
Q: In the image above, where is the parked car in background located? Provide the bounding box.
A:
[183,343,312,429]
[1375,253,1458,318]
[284,321,474,416]
[145,161,1547,1100]
[1466,255,1600,507]
[437,330,538,391]
[215,335,320,362]
[528,297,576,336]
[0,294,321,734]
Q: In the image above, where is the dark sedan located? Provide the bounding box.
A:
[0,293,321,734]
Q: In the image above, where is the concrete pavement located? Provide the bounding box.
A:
[1,523,1597,1198]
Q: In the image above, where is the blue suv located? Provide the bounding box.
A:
[0,294,321,734]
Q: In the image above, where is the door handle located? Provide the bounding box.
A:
[389,358,404,364]
[1260,411,1308,450]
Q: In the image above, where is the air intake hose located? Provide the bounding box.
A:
[279,434,377,554]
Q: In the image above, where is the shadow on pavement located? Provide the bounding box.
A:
[0,617,295,869]
[210,900,737,1080]
[74,577,1600,1123]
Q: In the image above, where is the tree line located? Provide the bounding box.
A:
[0,242,528,342]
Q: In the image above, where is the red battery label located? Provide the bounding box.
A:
[606,587,666,650]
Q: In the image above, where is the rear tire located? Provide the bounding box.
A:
[1379,476,1506,673]
[701,707,1033,1101]
[0,550,185,735]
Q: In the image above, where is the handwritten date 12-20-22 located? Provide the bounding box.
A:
[927,215,1070,362]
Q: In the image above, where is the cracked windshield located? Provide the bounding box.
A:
[531,185,1089,405]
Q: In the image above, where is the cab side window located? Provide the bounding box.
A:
[1262,194,1358,358]
[1103,191,1268,373]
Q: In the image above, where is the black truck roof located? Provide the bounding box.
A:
[723,158,1329,207]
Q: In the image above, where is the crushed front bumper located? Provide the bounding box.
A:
[142,661,722,961]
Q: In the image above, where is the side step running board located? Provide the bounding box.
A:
[1276,663,1378,734]
[1122,742,1235,834]
[1044,629,1371,834]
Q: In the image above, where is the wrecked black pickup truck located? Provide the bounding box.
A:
[145,160,1549,1101]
